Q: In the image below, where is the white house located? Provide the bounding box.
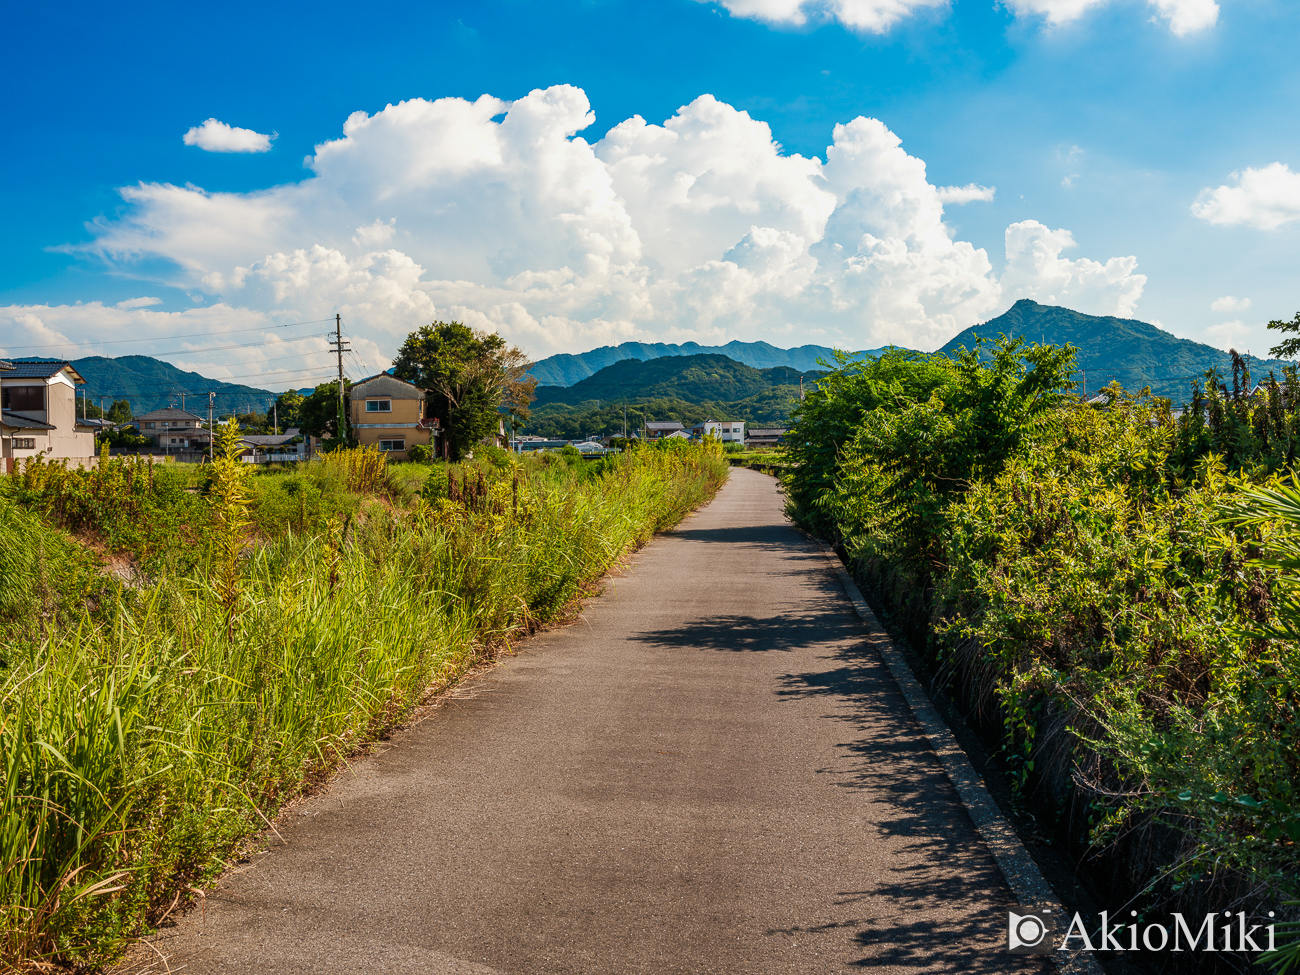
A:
[689,419,745,443]
[1,360,97,470]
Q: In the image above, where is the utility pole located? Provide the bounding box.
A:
[329,313,350,443]
[623,403,627,440]
[273,399,279,436]
[208,392,215,463]
[180,391,186,413]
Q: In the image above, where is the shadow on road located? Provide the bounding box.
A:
[629,611,858,653]
[775,638,1049,972]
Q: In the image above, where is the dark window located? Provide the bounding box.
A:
[2,385,44,412]
[13,437,36,449]
[366,400,392,413]
[378,439,405,451]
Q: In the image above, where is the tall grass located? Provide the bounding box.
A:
[0,440,727,971]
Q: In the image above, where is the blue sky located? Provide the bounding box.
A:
[3,0,1298,387]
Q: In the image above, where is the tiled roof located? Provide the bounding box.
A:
[4,360,84,382]
[1,411,55,430]
[645,420,684,430]
[135,407,205,421]
[239,434,302,446]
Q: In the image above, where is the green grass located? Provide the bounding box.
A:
[0,440,728,971]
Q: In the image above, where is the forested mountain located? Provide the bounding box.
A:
[16,355,281,415]
[524,354,819,439]
[525,339,879,386]
[940,300,1291,400]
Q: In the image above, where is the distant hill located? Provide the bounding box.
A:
[23,355,281,415]
[526,339,882,386]
[524,354,821,438]
[940,300,1291,401]
[532,354,821,407]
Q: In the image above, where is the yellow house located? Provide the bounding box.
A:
[348,374,440,461]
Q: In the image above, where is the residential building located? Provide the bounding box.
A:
[0,360,97,470]
[348,373,440,460]
[644,420,684,439]
[237,434,311,464]
[689,419,745,443]
[746,427,787,447]
[132,408,211,453]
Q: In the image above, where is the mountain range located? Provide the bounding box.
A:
[525,339,883,386]
[20,300,1290,424]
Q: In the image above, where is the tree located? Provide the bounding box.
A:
[299,380,351,441]
[392,321,534,459]
[1268,311,1300,359]
[274,389,305,430]
[107,399,133,423]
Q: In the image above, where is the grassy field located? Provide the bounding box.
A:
[0,431,728,971]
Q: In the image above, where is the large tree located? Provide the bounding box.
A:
[393,322,534,459]
[299,380,351,442]
[273,389,305,431]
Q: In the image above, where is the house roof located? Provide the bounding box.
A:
[0,360,13,371]
[351,373,425,398]
[4,360,85,383]
[1,410,55,430]
[239,434,302,447]
[135,407,205,422]
[645,420,684,430]
[748,427,787,435]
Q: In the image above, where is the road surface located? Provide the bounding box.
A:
[135,467,1035,974]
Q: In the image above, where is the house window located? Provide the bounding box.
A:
[13,437,36,449]
[145,422,155,430]
[378,439,405,451]
[366,400,392,413]
[2,386,44,412]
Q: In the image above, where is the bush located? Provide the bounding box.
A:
[407,443,432,463]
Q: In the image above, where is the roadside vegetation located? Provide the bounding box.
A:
[784,338,1300,966]
[0,428,727,972]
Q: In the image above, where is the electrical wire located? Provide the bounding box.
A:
[3,317,336,352]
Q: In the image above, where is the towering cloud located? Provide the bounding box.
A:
[4,86,1145,375]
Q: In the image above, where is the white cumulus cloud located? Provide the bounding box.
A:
[713,0,947,32]
[8,85,1148,379]
[936,183,995,204]
[714,0,1213,33]
[1211,295,1250,312]
[183,118,276,153]
[1000,221,1146,318]
[1192,163,1300,230]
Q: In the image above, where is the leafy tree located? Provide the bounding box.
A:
[1268,310,1300,359]
[107,399,133,423]
[96,426,152,450]
[393,321,533,460]
[298,381,351,441]
[273,389,305,431]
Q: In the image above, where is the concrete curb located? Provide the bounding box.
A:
[821,550,1103,975]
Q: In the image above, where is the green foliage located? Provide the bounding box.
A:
[0,442,727,970]
[95,426,153,450]
[406,443,433,463]
[785,337,1300,915]
[1268,311,1300,360]
[273,388,305,429]
[106,399,132,424]
[298,380,350,440]
[393,321,532,461]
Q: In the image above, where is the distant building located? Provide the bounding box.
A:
[746,427,787,447]
[348,373,441,461]
[644,420,684,439]
[689,419,745,443]
[1,360,97,469]
[237,434,311,464]
[132,408,210,453]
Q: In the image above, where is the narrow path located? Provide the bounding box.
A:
[139,468,1035,974]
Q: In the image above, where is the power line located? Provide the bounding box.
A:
[2,317,336,352]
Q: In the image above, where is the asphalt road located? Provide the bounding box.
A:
[136,467,1036,974]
